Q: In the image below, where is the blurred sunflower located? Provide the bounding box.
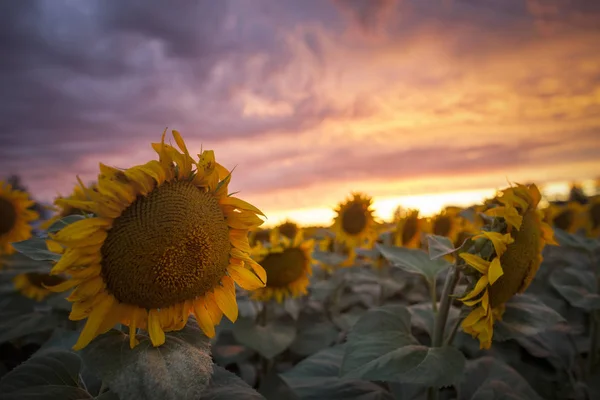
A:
[426,206,462,244]
[249,228,271,247]
[277,220,299,240]
[0,181,39,255]
[40,184,95,230]
[251,229,314,303]
[585,195,600,237]
[393,209,424,248]
[543,201,586,233]
[13,273,66,302]
[458,183,556,349]
[45,130,266,350]
[332,192,377,248]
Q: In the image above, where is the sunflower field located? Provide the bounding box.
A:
[1,130,600,400]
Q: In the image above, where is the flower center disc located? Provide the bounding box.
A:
[433,216,452,237]
[489,209,540,307]
[401,216,419,244]
[26,273,65,288]
[341,202,368,235]
[553,209,574,231]
[261,248,307,287]
[0,197,17,236]
[100,181,231,309]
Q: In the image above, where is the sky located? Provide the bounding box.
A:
[1,0,599,227]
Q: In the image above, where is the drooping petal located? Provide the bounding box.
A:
[487,258,504,285]
[148,309,166,347]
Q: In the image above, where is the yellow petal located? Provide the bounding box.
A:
[462,306,486,329]
[72,294,116,350]
[46,240,64,254]
[487,258,504,285]
[459,253,490,274]
[229,229,251,253]
[475,232,514,257]
[148,309,166,347]
[219,196,265,217]
[205,292,223,324]
[128,308,141,349]
[459,275,489,302]
[228,264,265,290]
[67,276,104,302]
[193,298,216,338]
[213,280,238,322]
[52,218,111,243]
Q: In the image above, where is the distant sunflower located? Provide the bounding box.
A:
[544,202,586,234]
[458,183,556,349]
[585,195,600,238]
[277,220,299,240]
[251,229,314,303]
[0,182,39,255]
[40,184,95,230]
[249,228,271,247]
[46,130,266,350]
[427,206,462,244]
[332,193,377,249]
[13,273,66,302]
[393,209,424,248]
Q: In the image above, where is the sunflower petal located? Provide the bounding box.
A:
[487,258,504,285]
[72,294,116,350]
[148,309,166,347]
[228,264,265,290]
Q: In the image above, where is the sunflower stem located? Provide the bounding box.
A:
[444,312,462,346]
[429,279,438,313]
[587,310,599,378]
[428,265,461,400]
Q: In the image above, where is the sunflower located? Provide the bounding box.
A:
[332,192,377,248]
[543,201,586,234]
[249,228,271,247]
[277,220,299,240]
[250,229,314,303]
[458,183,556,349]
[0,182,39,255]
[393,209,424,248]
[45,130,266,350]
[585,195,600,238]
[426,206,462,244]
[40,184,95,230]
[13,273,66,302]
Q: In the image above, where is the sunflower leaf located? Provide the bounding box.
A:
[549,267,600,311]
[376,244,451,283]
[340,305,466,387]
[11,237,62,262]
[552,228,600,252]
[47,215,88,233]
[280,345,395,400]
[458,357,543,400]
[0,350,90,399]
[290,321,339,356]
[232,314,296,359]
[493,294,566,341]
[426,234,457,260]
[199,366,265,400]
[0,312,59,344]
[79,321,213,400]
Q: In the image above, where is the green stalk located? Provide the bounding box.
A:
[430,278,438,313]
[427,265,461,400]
[588,310,599,378]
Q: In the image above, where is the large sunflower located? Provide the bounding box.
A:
[46,130,266,350]
[40,184,95,230]
[393,209,424,248]
[332,192,377,248]
[0,182,39,255]
[458,183,556,349]
[250,229,314,303]
[543,201,585,234]
[13,273,66,302]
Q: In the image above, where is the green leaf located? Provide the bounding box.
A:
[95,391,121,400]
[80,320,213,400]
[280,345,395,400]
[407,302,460,340]
[549,267,600,311]
[459,357,542,400]
[493,294,566,341]
[11,237,61,262]
[232,314,296,359]
[36,328,80,355]
[47,215,88,233]
[199,366,265,400]
[340,305,466,387]
[0,312,59,344]
[426,235,457,260]
[0,350,89,399]
[552,228,600,252]
[284,297,301,320]
[376,244,451,283]
[290,321,339,356]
